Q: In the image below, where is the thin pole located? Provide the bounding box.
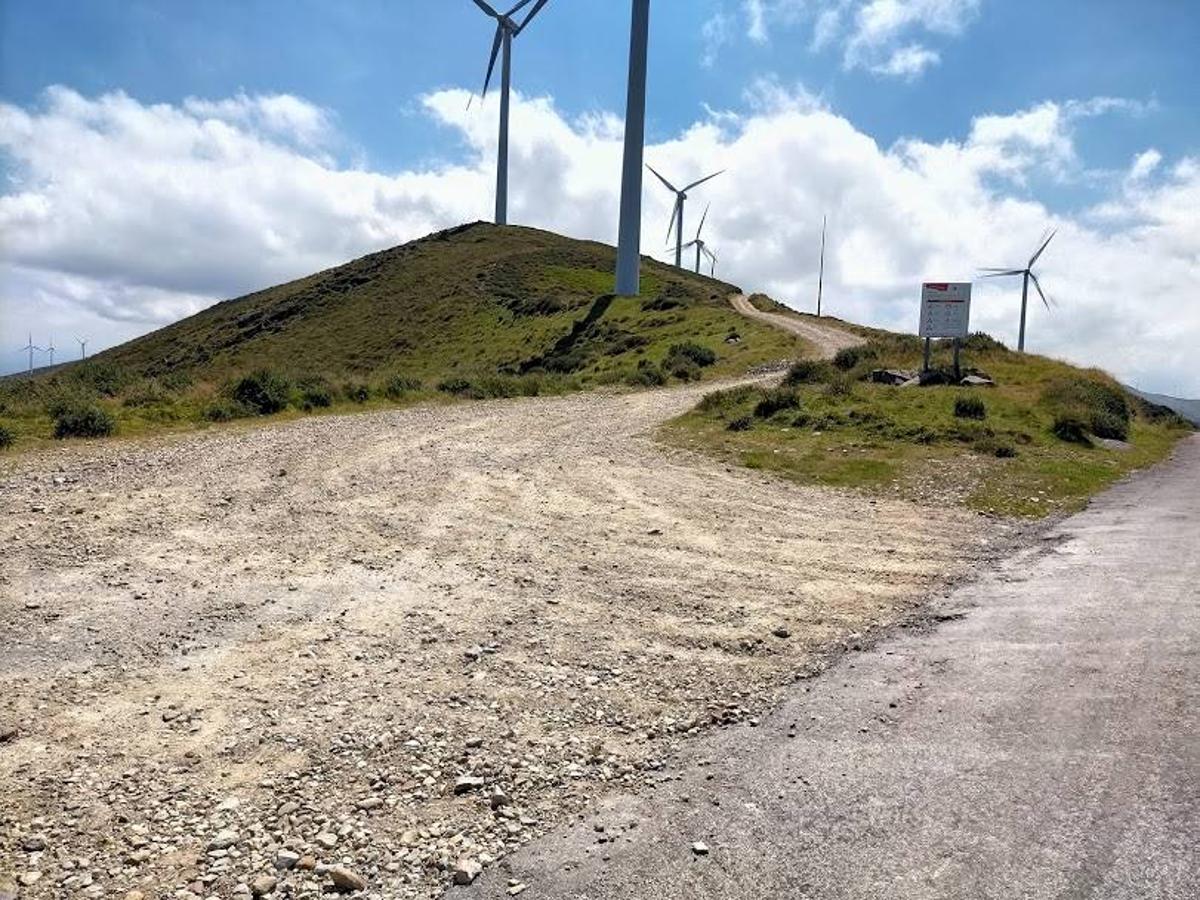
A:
[495,28,513,226]
[817,214,826,317]
[922,337,932,374]
[615,0,650,296]
[695,242,702,273]
[1019,271,1030,352]
[675,197,685,269]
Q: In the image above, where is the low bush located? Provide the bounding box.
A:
[342,381,371,404]
[664,356,702,382]
[122,381,171,408]
[437,377,474,396]
[203,400,251,422]
[962,332,1008,353]
[232,370,291,415]
[384,375,422,399]
[753,388,801,419]
[784,359,833,386]
[70,361,132,397]
[697,385,758,415]
[296,377,333,410]
[832,344,879,372]
[972,435,1018,458]
[0,423,13,450]
[1052,413,1091,444]
[727,415,753,432]
[954,395,987,420]
[824,373,855,398]
[666,342,717,368]
[53,403,116,439]
[1090,410,1129,441]
[1042,376,1130,440]
[626,360,666,388]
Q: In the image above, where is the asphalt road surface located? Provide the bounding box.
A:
[467,434,1200,900]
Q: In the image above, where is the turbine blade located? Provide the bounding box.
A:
[980,268,1025,277]
[681,240,699,250]
[1029,272,1053,310]
[682,169,724,192]
[515,0,550,34]
[1029,229,1057,267]
[696,203,709,240]
[666,201,680,245]
[646,164,678,193]
[471,0,500,17]
[480,24,504,97]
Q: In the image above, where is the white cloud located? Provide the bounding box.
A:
[701,11,735,68]
[1,85,1197,398]
[870,43,941,79]
[1128,148,1163,182]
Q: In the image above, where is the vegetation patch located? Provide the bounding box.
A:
[53,403,117,439]
[665,331,1192,517]
[0,423,14,450]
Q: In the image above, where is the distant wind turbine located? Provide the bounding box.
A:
[20,333,42,374]
[615,0,651,296]
[816,215,827,317]
[647,164,724,269]
[76,336,88,360]
[469,0,553,225]
[980,230,1057,352]
[45,336,55,367]
[680,203,717,275]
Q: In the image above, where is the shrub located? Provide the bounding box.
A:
[824,373,855,398]
[342,381,371,404]
[972,435,1017,458]
[962,332,1008,353]
[437,377,474,396]
[1042,376,1130,438]
[296,377,333,410]
[1090,410,1129,441]
[954,395,987,420]
[664,356,702,382]
[232,370,291,415]
[70,361,131,397]
[53,403,116,439]
[122,381,170,408]
[784,359,833,386]
[832,344,878,372]
[0,423,13,450]
[666,342,717,368]
[384,375,422,399]
[1052,413,1091,444]
[203,400,251,422]
[697,385,757,415]
[727,415,753,432]
[626,361,666,388]
[753,388,801,419]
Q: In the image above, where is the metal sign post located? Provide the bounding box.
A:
[919,283,972,377]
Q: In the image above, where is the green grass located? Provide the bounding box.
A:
[665,334,1194,518]
[0,223,806,453]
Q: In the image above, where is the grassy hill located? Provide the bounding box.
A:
[666,325,1194,518]
[1124,386,1200,426]
[0,223,805,450]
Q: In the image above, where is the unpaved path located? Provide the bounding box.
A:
[467,434,1200,900]
[0,336,1010,898]
[729,294,864,358]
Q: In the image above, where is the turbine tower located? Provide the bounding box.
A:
[816,215,827,317]
[76,336,88,360]
[615,0,651,297]
[981,230,1057,352]
[20,333,42,374]
[681,203,716,275]
[46,336,55,367]
[647,164,723,269]
[469,0,553,226]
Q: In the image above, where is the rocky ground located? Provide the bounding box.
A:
[1,352,1020,898]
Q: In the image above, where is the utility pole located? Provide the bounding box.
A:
[817,214,826,317]
[615,0,650,296]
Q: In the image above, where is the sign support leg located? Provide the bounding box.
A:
[953,340,961,381]
[922,338,932,375]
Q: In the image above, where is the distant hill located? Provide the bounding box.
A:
[1124,387,1200,426]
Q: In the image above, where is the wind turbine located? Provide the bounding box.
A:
[681,203,717,275]
[469,0,552,226]
[76,337,88,360]
[980,230,1057,352]
[615,0,651,296]
[20,334,42,374]
[647,164,723,269]
[816,215,827,317]
[45,336,55,367]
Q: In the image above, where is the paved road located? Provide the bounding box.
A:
[468,435,1200,899]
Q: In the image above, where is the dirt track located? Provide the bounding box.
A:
[729,295,865,357]
[0,311,1006,898]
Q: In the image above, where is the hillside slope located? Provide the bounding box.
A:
[0,224,805,447]
[1125,387,1200,426]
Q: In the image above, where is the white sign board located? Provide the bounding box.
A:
[920,282,972,338]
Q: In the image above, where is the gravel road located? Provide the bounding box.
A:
[465,434,1200,900]
[728,296,864,357]
[0,311,1008,898]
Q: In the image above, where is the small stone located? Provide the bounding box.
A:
[355,797,383,811]
[19,872,42,886]
[454,775,486,795]
[22,834,47,851]
[297,855,318,870]
[250,875,278,896]
[315,831,338,850]
[507,885,528,897]
[208,829,240,850]
[0,725,17,743]
[274,850,301,870]
[123,892,146,900]
[691,841,710,856]
[453,858,483,885]
[772,627,791,639]
[490,788,511,810]
[328,866,367,892]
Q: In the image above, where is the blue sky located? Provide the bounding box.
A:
[1,1,1198,393]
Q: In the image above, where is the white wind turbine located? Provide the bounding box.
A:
[45,336,55,367]
[20,333,43,374]
[980,230,1057,352]
[680,203,717,275]
[469,0,553,226]
[615,0,651,296]
[76,336,88,360]
[647,164,723,269]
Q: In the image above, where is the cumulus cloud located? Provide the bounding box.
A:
[1,84,1197,397]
